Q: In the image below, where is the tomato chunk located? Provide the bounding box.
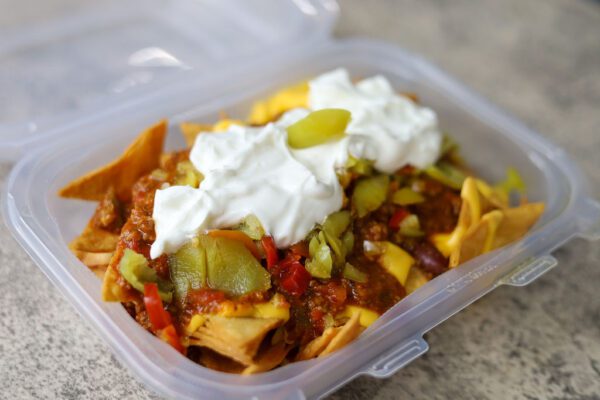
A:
[281,261,311,296]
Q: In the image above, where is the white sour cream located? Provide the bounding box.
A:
[150,69,442,258]
[151,121,362,258]
[309,68,441,173]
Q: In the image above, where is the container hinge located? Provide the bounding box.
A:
[501,255,557,287]
[363,337,429,378]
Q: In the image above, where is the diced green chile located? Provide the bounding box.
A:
[392,187,425,206]
[352,175,390,217]
[168,242,207,302]
[345,155,374,176]
[306,232,333,279]
[119,249,173,302]
[342,262,368,283]
[399,214,424,237]
[168,235,271,298]
[205,236,271,296]
[235,214,265,240]
[495,167,526,195]
[174,160,203,188]
[322,211,351,238]
[424,162,465,190]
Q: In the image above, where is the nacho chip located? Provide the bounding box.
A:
[58,120,167,201]
[451,210,503,267]
[432,177,483,258]
[180,122,212,148]
[296,326,341,361]
[296,311,363,361]
[248,81,309,125]
[72,250,114,267]
[450,202,544,267]
[69,224,119,253]
[475,178,509,210]
[242,341,291,375]
[91,266,108,280]
[101,247,137,302]
[180,119,245,148]
[198,348,245,374]
[319,312,363,357]
[189,315,282,366]
[492,202,545,248]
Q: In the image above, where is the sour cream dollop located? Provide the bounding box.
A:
[150,118,363,258]
[150,69,442,258]
[309,68,441,173]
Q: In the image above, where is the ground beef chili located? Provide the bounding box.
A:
[105,147,463,350]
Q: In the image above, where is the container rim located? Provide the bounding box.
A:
[3,38,599,399]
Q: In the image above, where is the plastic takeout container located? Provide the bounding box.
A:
[2,1,599,399]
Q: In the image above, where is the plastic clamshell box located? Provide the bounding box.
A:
[2,1,599,399]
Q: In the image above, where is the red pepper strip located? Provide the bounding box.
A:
[280,261,311,296]
[159,324,186,354]
[143,283,172,330]
[261,236,279,268]
[389,208,410,230]
[208,230,261,259]
[144,283,185,353]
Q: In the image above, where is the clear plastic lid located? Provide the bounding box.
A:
[0,0,338,160]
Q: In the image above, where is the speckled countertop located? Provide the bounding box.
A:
[1,1,599,399]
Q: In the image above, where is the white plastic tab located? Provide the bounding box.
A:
[502,255,558,287]
[364,337,429,378]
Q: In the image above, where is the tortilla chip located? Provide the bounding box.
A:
[296,327,341,361]
[248,81,308,125]
[69,224,119,253]
[450,202,544,267]
[180,122,212,147]
[58,120,167,201]
[475,178,509,210]
[101,248,136,302]
[451,210,504,267]
[296,312,364,361]
[72,250,113,267]
[199,348,245,374]
[492,202,545,248]
[242,341,291,375]
[189,315,282,366]
[432,177,483,258]
[319,312,363,357]
[91,265,107,280]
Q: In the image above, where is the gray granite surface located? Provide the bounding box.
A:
[1,0,599,399]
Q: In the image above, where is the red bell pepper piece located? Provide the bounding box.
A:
[261,236,279,268]
[144,283,185,353]
[280,261,311,296]
[158,324,185,354]
[143,283,172,330]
